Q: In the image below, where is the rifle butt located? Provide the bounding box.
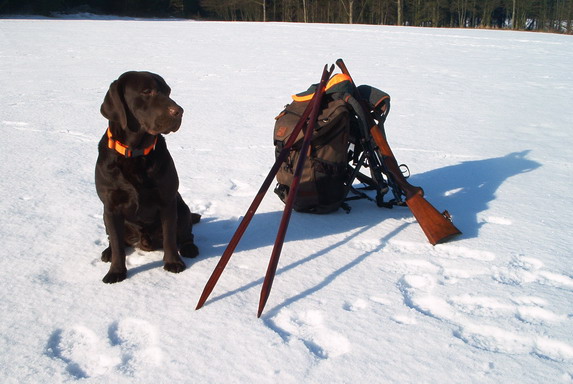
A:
[406,194,461,245]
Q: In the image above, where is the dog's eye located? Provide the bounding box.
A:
[142,89,152,95]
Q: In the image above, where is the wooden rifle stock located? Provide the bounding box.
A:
[370,123,461,245]
[337,58,461,245]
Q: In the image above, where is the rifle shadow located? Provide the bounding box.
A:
[408,150,541,239]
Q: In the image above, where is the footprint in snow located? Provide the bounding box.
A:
[191,200,214,216]
[343,298,368,312]
[388,240,573,361]
[227,179,254,197]
[398,270,573,361]
[493,255,573,289]
[46,325,120,379]
[390,314,417,325]
[109,318,162,375]
[387,239,496,262]
[348,239,382,253]
[479,215,513,225]
[269,309,351,360]
[46,318,161,379]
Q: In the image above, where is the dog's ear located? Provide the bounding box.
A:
[100,80,127,129]
[152,73,171,96]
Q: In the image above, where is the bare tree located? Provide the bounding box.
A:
[4,0,573,33]
[511,0,517,29]
[453,0,468,27]
[339,0,355,23]
[251,0,267,21]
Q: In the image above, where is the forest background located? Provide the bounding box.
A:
[2,0,572,34]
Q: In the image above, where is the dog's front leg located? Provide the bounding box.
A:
[102,211,128,283]
[162,199,186,273]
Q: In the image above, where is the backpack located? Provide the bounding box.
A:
[273,74,393,214]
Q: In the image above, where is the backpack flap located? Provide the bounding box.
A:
[357,85,391,123]
[274,73,353,146]
[274,98,349,149]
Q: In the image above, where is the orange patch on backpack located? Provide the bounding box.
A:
[276,126,288,138]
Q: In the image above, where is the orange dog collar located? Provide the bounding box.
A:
[107,128,157,158]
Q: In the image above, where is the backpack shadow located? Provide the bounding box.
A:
[192,150,540,311]
[197,150,540,258]
[407,150,541,239]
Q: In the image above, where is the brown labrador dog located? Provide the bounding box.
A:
[95,71,199,283]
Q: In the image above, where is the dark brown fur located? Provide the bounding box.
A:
[95,71,199,283]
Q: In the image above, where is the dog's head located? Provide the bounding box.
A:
[101,71,183,135]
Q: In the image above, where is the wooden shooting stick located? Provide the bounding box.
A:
[196,65,335,315]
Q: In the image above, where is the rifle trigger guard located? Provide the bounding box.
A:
[399,164,410,179]
[442,210,453,222]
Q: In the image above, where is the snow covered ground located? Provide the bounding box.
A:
[1,16,572,383]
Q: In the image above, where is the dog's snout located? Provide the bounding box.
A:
[169,105,183,117]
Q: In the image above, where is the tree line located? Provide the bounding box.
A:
[2,0,572,33]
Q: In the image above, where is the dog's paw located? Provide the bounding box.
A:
[102,270,127,284]
[191,213,201,224]
[101,247,112,263]
[180,242,199,258]
[164,261,186,274]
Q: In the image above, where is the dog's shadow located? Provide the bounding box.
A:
[191,150,541,311]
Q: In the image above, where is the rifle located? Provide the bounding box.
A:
[336,59,461,245]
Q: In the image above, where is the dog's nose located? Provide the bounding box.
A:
[169,105,183,117]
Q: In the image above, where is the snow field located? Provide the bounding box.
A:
[1,17,572,383]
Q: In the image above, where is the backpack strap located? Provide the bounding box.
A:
[343,91,403,207]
